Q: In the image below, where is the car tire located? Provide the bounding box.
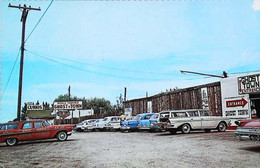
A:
[169,129,177,135]
[217,122,227,132]
[56,131,68,141]
[6,138,18,146]
[181,124,191,134]
[204,129,211,133]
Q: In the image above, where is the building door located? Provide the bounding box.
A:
[250,94,260,118]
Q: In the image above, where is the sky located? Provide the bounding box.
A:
[1,0,260,123]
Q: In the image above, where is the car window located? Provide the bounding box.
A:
[144,115,152,120]
[0,124,18,130]
[34,122,43,128]
[172,112,188,118]
[111,118,117,122]
[23,123,32,129]
[43,121,51,127]
[160,112,170,118]
[150,114,159,119]
[103,118,108,121]
[133,115,142,120]
[200,111,209,116]
[187,111,200,117]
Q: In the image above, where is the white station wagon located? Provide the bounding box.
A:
[157,109,231,134]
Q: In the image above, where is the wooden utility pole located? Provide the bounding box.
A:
[8,4,41,121]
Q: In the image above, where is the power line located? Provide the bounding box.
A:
[24,0,54,44]
[0,49,21,101]
[26,50,174,81]
[27,49,175,76]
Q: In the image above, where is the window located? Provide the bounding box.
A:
[238,110,248,116]
[44,121,50,127]
[133,115,142,120]
[34,122,43,128]
[150,114,159,119]
[226,111,236,116]
[187,111,199,117]
[0,124,18,130]
[144,115,152,120]
[199,111,209,116]
[22,123,32,129]
[173,112,188,118]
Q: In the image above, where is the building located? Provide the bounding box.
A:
[124,72,260,125]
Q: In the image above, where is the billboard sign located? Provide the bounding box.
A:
[54,101,83,110]
[238,73,260,94]
[27,104,43,111]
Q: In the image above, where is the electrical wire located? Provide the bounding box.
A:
[0,49,21,101]
[25,50,175,81]
[24,0,54,44]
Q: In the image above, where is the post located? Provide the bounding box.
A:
[8,4,41,121]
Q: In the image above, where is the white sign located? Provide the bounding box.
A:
[54,101,83,110]
[125,108,132,119]
[238,73,260,94]
[27,105,43,111]
[201,88,209,110]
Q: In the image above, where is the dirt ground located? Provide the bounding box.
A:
[0,130,259,168]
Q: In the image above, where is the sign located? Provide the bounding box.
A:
[238,73,260,94]
[226,98,248,108]
[27,104,43,111]
[124,108,132,119]
[201,88,209,109]
[54,101,83,110]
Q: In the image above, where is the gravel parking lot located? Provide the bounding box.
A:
[0,130,259,168]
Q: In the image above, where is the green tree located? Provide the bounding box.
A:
[113,94,123,113]
[84,97,112,115]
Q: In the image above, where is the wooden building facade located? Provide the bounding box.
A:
[124,82,222,116]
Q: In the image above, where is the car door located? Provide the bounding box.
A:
[200,111,216,128]
[19,122,34,141]
[32,121,51,140]
[187,111,202,129]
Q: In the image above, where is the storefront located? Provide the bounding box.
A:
[221,72,260,125]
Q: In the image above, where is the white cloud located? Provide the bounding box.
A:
[253,0,260,10]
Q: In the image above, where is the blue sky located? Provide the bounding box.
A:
[1,0,260,122]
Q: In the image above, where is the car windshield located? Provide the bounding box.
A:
[133,115,142,120]
[160,112,170,118]
[103,118,108,121]
[150,114,159,119]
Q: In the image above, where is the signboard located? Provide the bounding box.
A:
[226,98,248,108]
[124,108,132,119]
[238,73,260,94]
[54,101,83,110]
[27,104,43,111]
[201,88,209,109]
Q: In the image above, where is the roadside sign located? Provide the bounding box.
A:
[226,98,248,108]
[53,101,83,110]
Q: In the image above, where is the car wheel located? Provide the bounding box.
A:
[6,138,18,146]
[169,129,177,135]
[56,131,68,141]
[181,124,191,134]
[204,129,211,133]
[217,122,227,132]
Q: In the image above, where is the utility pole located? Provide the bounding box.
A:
[8,4,41,121]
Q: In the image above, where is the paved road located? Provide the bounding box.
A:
[0,130,259,168]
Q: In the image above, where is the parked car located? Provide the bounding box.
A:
[81,119,98,132]
[149,113,161,131]
[74,120,88,132]
[156,109,231,134]
[235,119,260,141]
[121,113,154,131]
[0,120,73,146]
[137,113,154,130]
[96,116,120,131]
[104,117,121,131]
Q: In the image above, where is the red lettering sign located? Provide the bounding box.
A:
[226,98,248,108]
